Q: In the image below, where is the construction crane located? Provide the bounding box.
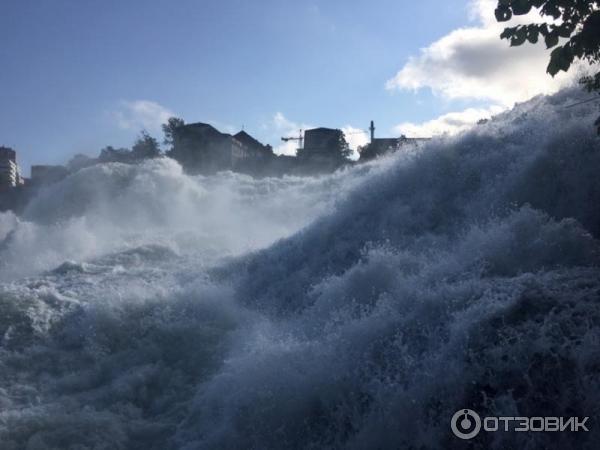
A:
[281,129,304,150]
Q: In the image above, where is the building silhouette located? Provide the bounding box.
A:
[359,121,429,161]
[169,123,276,175]
[0,147,22,190]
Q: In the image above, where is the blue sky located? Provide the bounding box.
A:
[0,0,566,174]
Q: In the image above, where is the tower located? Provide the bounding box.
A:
[369,120,375,143]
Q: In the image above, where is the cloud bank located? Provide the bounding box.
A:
[341,126,369,160]
[386,0,574,107]
[114,100,174,133]
[386,0,579,137]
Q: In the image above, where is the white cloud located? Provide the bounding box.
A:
[341,126,369,160]
[113,100,175,133]
[273,112,299,131]
[269,112,313,156]
[394,105,504,137]
[386,0,575,107]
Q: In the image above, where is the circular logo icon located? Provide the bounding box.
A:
[451,409,481,440]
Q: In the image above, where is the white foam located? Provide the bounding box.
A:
[1,87,599,449]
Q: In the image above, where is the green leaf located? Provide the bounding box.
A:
[526,27,539,44]
[512,0,532,15]
[557,23,574,38]
[543,4,561,19]
[545,31,559,48]
[579,11,600,49]
[510,27,528,46]
[500,27,515,40]
[495,6,512,22]
[547,46,574,76]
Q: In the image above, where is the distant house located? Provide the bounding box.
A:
[359,121,429,161]
[301,128,343,158]
[298,128,350,162]
[30,165,69,186]
[233,131,274,159]
[169,123,271,174]
[0,146,22,190]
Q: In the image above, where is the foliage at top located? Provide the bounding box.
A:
[132,131,161,159]
[162,117,185,148]
[496,0,600,130]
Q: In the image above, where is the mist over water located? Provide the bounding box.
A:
[1,88,599,449]
[0,159,376,281]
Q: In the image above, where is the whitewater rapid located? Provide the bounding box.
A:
[1,87,599,449]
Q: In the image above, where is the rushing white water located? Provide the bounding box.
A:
[1,88,599,449]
